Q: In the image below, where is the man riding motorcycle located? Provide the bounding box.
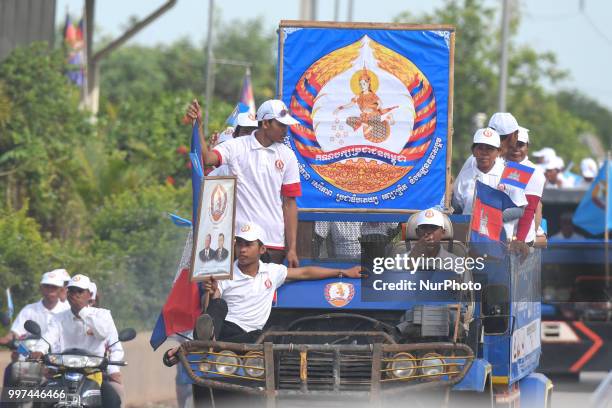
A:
[0,270,70,393]
[36,274,123,408]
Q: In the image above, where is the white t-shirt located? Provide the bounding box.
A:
[208,164,231,176]
[11,299,70,338]
[213,133,301,248]
[218,261,288,332]
[453,157,527,214]
[503,158,546,242]
[43,307,123,374]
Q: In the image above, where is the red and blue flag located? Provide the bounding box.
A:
[239,68,256,115]
[150,122,204,350]
[501,161,534,190]
[470,181,518,257]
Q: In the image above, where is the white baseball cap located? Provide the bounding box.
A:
[544,156,564,171]
[40,271,66,287]
[256,100,299,126]
[236,112,258,127]
[67,274,92,291]
[580,158,598,178]
[89,282,97,300]
[235,222,265,242]
[488,112,519,135]
[415,208,445,228]
[517,126,530,144]
[532,147,556,160]
[473,127,500,148]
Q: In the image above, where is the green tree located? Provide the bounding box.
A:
[555,90,612,149]
[394,0,593,169]
[88,184,190,328]
[0,43,94,239]
[0,205,53,311]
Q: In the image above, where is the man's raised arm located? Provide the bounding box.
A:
[185,99,220,167]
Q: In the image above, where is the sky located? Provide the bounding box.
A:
[56,0,612,110]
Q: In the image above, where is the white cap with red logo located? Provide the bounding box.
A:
[40,270,66,287]
[67,274,92,291]
[473,127,500,148]
[415,208,445,228]
[236,112,258,127]
[256,100,299,126]
[235,222,265,242]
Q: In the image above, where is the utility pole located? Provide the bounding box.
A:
[84,0,177,114]
[334,0,340,21]
[498,0,511,111]
[204,0,215,138]
[347,0,354,22]
[299,0,317,20]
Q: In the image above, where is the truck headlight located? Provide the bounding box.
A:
[243,352,264,378]
[214,351,238,375]
[420,353,445,377]
[387,352,416,379]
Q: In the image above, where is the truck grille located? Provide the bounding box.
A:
[278,351,372,391]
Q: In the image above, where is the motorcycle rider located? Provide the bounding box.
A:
[40,274,123,408]
[0,270,70,390]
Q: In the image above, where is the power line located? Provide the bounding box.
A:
[580,9,612,47]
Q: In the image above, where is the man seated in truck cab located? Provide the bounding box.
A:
[163,222,363,365]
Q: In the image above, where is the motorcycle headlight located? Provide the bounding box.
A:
[243,352,265,378]
[420,353,446,377]
[47,354,63,366]
[387,352,416,379]
[214,351,239,375]
[63,355,88,368]
[85,357,104,368]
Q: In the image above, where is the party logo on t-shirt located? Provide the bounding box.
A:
[324,282,355,307]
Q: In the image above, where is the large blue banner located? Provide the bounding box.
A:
[278,23,454,211]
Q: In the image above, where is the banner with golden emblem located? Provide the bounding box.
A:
[278,22,454,211]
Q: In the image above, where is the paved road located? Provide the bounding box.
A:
[552,372,609,408]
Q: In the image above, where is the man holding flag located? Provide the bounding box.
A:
[502,126,546,245]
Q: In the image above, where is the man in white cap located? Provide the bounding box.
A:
[408,208,459,266]
[503,126,546,244]
[186,99,302,267]
[458,112,520,173]
[543,156,565,189]
[0,270,70,389]
[453,128,527,214]
[163,222,362,361]
[233,112,258,137]
[0,270,70,346]
[532,147,556,170]
[578,157,598,188]
[41,274,123,408]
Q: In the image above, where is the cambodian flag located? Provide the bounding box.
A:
[470,181,518,257]
[240,68,256,115]
[573,159,611,236]
[501,161,534,190]
[150,123,204,350]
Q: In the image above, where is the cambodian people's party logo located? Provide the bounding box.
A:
[209,184,228,223]
[288,35,437,195]
[324,282,355,307]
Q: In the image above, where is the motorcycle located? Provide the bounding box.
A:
[23,320,136,408]
[1,335,47,408]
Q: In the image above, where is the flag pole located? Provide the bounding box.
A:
[466,178,478,245]
[605,151,610,287]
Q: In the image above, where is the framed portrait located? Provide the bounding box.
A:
[190,176,237,281]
